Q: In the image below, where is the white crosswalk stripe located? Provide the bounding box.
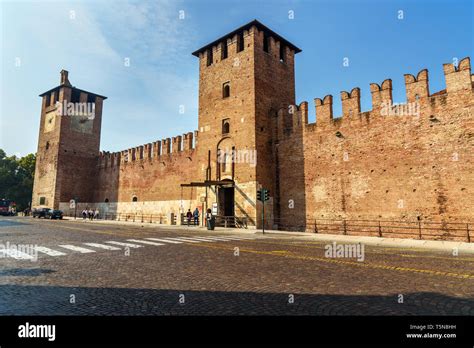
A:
[84,243,121,250]
[196,236,240,241]
[1,249,35,260]
[164,237,201,243]
[198,236,238,241]
[126,239,164,246]
[210,236,256,240]
[58,245,96,253]
[105,241,143,248]
[145,238,183,244]
[178,236,217,242]
[58,244,95,254]
[35,246,67,256]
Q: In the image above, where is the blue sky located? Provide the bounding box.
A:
[1,0,472,156]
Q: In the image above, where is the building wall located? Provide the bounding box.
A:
[276,57,474,232]
[33,27,473,239]
[32,74,104,209]
[194,25,259,226]
[32,93,62,208]
[60,133,201,219]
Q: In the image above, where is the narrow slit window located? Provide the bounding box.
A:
[279,44,286,62]
[207,48,213,66]
[223,82,230,98]
[263,33,270,53]
[236,32,244,52]
[221,42,228,60]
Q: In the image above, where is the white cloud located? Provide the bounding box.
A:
[1,0,198,155]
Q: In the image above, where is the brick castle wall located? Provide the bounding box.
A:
[276,57,473,231]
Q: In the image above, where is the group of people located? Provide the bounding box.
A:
[186,208,215,230]
[82,208,99,220]
[186,208,200,226]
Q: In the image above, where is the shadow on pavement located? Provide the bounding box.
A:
[0,285,472,315]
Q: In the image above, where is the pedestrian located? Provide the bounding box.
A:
[88,209,93,220]
[82,209,87,220]
[186,209,192,226]
[206,208,212,230]
[94,208,99,220]
[193,207,199,226]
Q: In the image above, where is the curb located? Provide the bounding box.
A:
[59,217,474,254]
[260,230,474,254]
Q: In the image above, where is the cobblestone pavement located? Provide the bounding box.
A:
[0,216,473,315]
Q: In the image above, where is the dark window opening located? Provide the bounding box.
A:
[222,119,230,134]
[236,32,244,52]
[39,197,46,205]
[71,89,81,103]
[132,196,138,202]
[263,33,270,53]
[221,42,228,60]
[279,44,286,62]
[45,94,51,107]
[45,141,50,150]
[206,48,213,66]
[87,93,96,104]
[54,90,60,104]
[222,82,230,98]
[104,198,109,203]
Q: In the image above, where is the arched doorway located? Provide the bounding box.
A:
[216,137,235,218]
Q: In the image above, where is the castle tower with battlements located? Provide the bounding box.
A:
[32,20,474,238]
[32,70,106,210]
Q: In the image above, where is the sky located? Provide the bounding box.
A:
[0,0,473,157]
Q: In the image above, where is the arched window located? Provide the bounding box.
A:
[132,196,138,202]
[222,119,230,134]
[104,198,109,203]
[222,82,230,98]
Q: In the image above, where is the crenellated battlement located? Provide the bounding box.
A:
[98,130,198,168]
[276,57,472,139]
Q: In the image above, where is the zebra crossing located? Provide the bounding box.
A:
[0,235,267,260]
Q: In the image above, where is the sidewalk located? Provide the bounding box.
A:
[61,216,474,254]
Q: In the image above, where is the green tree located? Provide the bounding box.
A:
[0,149,36,211]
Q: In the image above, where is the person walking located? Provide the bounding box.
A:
[193,208,199,226]
[82,209,87,220]
[186,209,192,226]
[206,208,214,230]
[94,209,99,220]
[88,209,93,220]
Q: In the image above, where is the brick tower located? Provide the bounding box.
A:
[192,20,301,227]
[32,70,106,210]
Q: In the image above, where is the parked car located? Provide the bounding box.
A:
[32,208,50,218]
[45,209,63,220]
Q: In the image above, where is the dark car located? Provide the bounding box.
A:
[45,209,63,220]
[32,208,50,218]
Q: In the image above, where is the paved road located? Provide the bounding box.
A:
[0,216,473,315]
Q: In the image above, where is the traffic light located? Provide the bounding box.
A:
[257,189,262,202]
[264,189,270,201]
